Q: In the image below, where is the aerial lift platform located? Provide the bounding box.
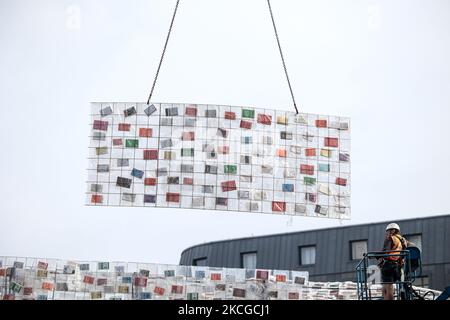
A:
[356,246,449,300]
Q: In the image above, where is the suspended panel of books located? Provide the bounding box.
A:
[86,103,350,219]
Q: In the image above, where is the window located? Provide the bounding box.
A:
[299,246,316,265]
[351,240,368,260]
[405,234,422,250]
[193,257,207,266]
[241,252,257,269]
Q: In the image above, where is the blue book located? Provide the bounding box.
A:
[144,194,156,203]
[122,276,132,284]
[318,163,330,172]
[131,168,144,179]
[282,184,294,192]
[140,292,152,300]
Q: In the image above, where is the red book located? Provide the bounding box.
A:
[134,277,148,287]
[93,120,108,131]
[277,148,287,157]
[276,274,287,282]
[289,292,300,300]
[300,164,314,175]
[315,119,327,128]
[257,114,272,125]
[143,149,158,160]
[166,192,180,203]
[272,201,286,212]
[171,285,183,294]
[183,177,193,185]
[211,273,221,281]
[224,111,236,120]
[256,270,269,280]
[182,131,195,141]
[144,178,157,186]
[83,275,95,284]
[139,128,153,138]
[154,286,165,295]
[240,120,252,129]
[113,138,123,146]
[91,195,103,204]
[305,148,316,157]
[324,137,339,147]
[118,123,130,131]
[221,180,237,192]
[185,106,197,116]
[218,146,229,154]
[336,177,347,186]
[42,282,54,290]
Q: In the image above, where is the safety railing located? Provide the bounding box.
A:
[356,251,412,300]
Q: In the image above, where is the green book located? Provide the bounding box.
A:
[10,282,22,293]
[187,292,199,300]
[304,177,316,185]
[241,109,255,119]
[181,148,194,157]
[224,164,237,174]
[98,262,109,270]
[125,139,139,148]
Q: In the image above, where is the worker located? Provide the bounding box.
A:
[379,223,411,300]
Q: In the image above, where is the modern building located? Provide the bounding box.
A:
[180,214,450,290]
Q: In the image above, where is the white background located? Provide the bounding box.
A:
[0,0,449,264]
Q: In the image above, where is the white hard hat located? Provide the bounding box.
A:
[386,223,400,231]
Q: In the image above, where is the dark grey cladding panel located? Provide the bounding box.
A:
[326,229,339,274]
[209,243,218,267]
[427,216,446,264]
[287,235,295,267]
[187,244,212,265]
[227,240,239,268]
[279,235,288,269]
[213,242,223,267]
[420,218,432,264]
[446,218,450,261]
[226,241,237,267]
[271,237,280,270]
[266,236,277,269]
[334,229,348,272]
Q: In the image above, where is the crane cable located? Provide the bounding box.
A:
[266,0,299,114]
[146,0,180,105]
[147,0,299,114]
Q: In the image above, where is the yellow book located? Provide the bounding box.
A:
[277,115,288,125]
[95,147,108,156]
[320,149,332,158]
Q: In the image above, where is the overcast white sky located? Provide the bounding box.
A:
[0,0,449,264]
